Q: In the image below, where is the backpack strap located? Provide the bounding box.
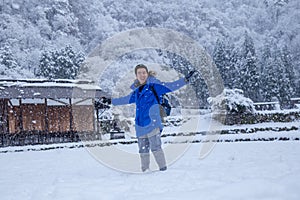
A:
[150,85,160,104]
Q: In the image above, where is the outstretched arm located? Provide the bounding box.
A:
[112,91,136,106]
[152,70,196,96]
[153,77,187,96]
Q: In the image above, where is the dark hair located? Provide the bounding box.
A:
[134,64,148,75]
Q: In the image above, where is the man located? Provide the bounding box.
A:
[105,64,195,172]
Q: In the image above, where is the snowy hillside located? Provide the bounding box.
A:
[1,0,299,75]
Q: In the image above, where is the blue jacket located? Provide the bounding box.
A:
[112,76,186,137]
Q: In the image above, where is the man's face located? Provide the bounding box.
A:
[136,68,148,85]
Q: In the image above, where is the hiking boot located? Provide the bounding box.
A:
[159,166,167,171]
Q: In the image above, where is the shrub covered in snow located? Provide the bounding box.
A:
[208,89,255,114]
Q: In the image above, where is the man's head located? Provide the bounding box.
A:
[135,64,149,85]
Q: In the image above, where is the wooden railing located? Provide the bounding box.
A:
[254,97,300,111]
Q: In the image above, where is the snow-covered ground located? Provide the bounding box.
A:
[0,141,300,200]
[1,112,300,200]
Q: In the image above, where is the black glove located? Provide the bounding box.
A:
[95,97,111,109]
[101,97,111,104]
[185,70,197,83]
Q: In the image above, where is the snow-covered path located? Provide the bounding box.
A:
[1,141,299,200]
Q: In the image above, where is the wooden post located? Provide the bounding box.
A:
[0,99,4,146]
[92,98,96,133]
[0,99,9,134]
[4,99,9,134]
[96,106,100,133]
[69,98,73,132]
[95,106,102,140]
[0,99,4,133]
[19,99,23,133]
[44,98,49,133]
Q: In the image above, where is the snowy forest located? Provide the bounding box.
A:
[0,0,299,108]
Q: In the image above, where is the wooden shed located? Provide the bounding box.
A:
[0,79,108,145]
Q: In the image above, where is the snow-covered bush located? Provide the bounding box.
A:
[208,89,255,114]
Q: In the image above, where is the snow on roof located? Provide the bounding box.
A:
[0,79,108,99]
[0,79,98,88]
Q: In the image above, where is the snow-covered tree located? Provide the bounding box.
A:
[274,49,293,109]
[263,64,279,102]
[213,39,228,87]
[0,45,18,70]
[238,32,259,101]
[36,46,84,79]
[259,43,294,108]
[0,45,33,79]
[166,51,209,108]
[259,42,272,101]
[228,47,240,89]
[213,39,238,89]
[281,45,296,97]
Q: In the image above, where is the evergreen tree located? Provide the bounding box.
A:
[38,51,55,79]
[281,45,295,97]
[275,49,293,109]
[167,51,209,108]
[263,55,279,102]
[37,46,84,79]
[260,43,294,108]
[259,42,273,102]
[241,32,256,58]
[238,32,259,101]
[228,47,240,88]
[0,45,20,78]
[213,39,227,85]
[213,39,238,89]
[259,43,273,101]
[0,45,18,71]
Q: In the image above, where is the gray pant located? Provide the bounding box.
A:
[138,128,166,171]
